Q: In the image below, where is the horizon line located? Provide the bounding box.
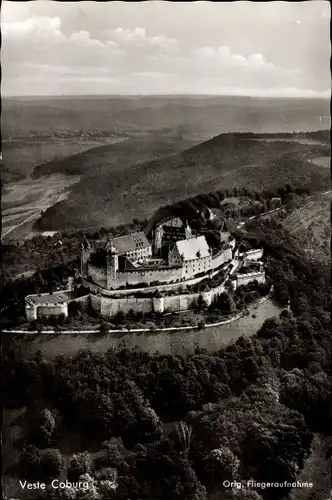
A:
[2,93,330,100]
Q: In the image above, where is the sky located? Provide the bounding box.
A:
[1,1,331,97]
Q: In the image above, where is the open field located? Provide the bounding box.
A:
[250,138,328,146]
[2,136,128,184]
[1,174,80,241]
[308,156,330,168]
[289,434,332,500]
[282,191,331,263]
[6,298,281,359]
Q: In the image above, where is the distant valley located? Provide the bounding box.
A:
[1,95,330,237]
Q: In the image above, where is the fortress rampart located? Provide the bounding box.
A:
[236,271,266,287]
[86,246,232,292]
[25,269,265,321]
[96,289,214,317]
[25,289,90,320]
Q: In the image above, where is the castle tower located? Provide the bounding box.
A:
[106,242,118,289]
[81,237,92,279]
[153,290,165,313]
[25,300,37,321]
[67,277,74,291]
[154,225,163,255]
[185,221,192,240]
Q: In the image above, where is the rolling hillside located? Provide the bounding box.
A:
[31,134,194,179]
[2,95,330,140]
[34,132,330,230]
[282,192,331,263]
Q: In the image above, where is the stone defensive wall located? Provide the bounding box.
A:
[87,263,183,288]
[96,290,215,317]
[25,290,90,320]
[25,270,265,320]
[82,259,232,298]
[92,271,265,318]
[92,279,233,317]
[211,247,233,268]
[86,248,233,296]
[239,249,264,261]
[236,271,266,287]
[116,266,183,287]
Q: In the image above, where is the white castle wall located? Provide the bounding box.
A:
[236,271,265,287]
[25,290,90,321]
[115,266,183,287]
[87,264,183,289]
[240,249,263,261]
[25,270,265,320]
[37,303,68,318]
[211,247,232,269]
[26,304,37,321]
[87,246,233,291]
[92,289,216,318]
[100,296,153,316]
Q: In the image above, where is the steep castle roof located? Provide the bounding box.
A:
[175,235,210,261]
[108,231,150,255]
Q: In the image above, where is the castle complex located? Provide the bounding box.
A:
[25,214,266,320]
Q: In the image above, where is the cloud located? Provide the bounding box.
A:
[266,87,331,98]
[2,16,106,48]
[193,45,284,72]
[112,27,178,53]
[1,3,329,97]
[2,16,64,41]
[69,31,104,47]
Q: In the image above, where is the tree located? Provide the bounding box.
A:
[113,310,126,325]
[41,485,77,499]
[101,438,128,471]
[217,292,236,314]
[19,445,41,479]
[68,452,93,482]
[230,489,263,500]
[39,448,63,480]
[99,321,109,335]
[95,468,118,498]
[37,408,56,445]
[76,473,100,500]
[197,294,207,310]
[203,446,240,489]
[172,421,194,456]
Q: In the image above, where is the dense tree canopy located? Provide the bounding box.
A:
[3,205,331,500]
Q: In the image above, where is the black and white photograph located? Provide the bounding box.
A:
[1,1,331,499]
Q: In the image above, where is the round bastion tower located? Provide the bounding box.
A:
[154,225,164,255]
[106,242,119,289]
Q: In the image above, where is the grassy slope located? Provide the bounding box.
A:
[287,434,332,500]
[1,138,128,184]
[281,192,331,263]
[35,133,330,230]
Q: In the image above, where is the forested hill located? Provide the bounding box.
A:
[3,229,331,500]
[31,134,194,179]
[34,131,330,230]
